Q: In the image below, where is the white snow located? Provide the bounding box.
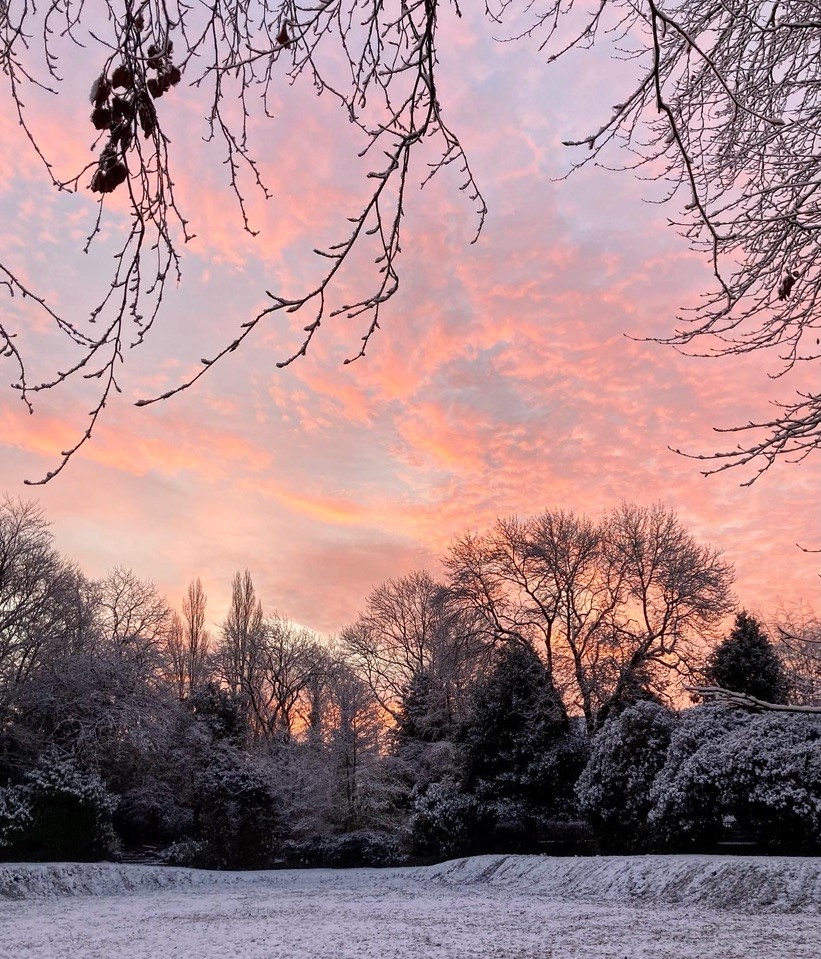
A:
[1,855,819,959]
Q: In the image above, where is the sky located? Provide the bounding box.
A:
[0,6,818,636]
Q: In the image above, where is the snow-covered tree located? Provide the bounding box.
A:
[576,701,676,852]
[650,706,821,852]
[459,641,583,822]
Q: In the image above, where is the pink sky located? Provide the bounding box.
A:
[0,9,818,635]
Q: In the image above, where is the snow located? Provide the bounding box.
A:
[1,855,819,959]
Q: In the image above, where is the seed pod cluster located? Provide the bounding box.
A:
[90,141,128,194]
[87,33,181,195]
[89,69,134,193]
[145,40,182,100]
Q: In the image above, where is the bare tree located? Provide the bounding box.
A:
[447,504,735,731]
[0,497,82,693]
[521,0,821,481]
[216,569,264,730]
[771,604,821,707]
[322,658,385,832]
[1,0,483,481]
[165,611,187,700]
[341,570,489,723]
[178,578,211,696]
[95,566,172,678]
[216,571,323,741]
[254,615,321,742]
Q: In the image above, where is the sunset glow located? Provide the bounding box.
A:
[0,8,818,635]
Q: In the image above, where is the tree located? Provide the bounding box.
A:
[216,572,323,742]
[3,3,817,481]
[216,569,264,735]
[95,566,173,679]
[704,611,788,704]
[171,578,212,698]
[447,503,734,732]
[772,606,821,707]
[649,706,821,852]
[458,640,579,819]
[0,497,82,695]
[341,571,489,724]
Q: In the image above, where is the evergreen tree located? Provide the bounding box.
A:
[705,611,788,704]
[459,641,575,815]
[394,671,454,750]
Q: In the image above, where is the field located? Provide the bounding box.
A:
[1,855,819,959]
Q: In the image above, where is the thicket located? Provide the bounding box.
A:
[1,497,819,866]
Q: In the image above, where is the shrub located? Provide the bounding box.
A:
[195,751,281,869]
[408,780,495,859]
[281,831,403,868]
[649,707,821,852]
[0,786,32,853]
[1,755,117,861]
[576,701,676,852]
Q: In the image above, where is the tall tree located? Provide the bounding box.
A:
[705,611,788,705]
[448,503,734,731]
[167,578,212,699]
[459,640,571,813]
[217,570,264,723]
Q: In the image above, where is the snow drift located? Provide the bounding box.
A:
[1,854,819,914]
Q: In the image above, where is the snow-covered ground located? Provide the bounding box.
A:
[1,855,819,959]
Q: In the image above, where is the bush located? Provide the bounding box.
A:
[408,780,496,859]
[282,831,403,868]
[649,705,748,850]
[0,786,32,852]
[1,755,117,861]
[194,751,281,869]
[576,702,676,852]
[649,707,821,852]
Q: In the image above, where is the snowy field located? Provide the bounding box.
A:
[1,855,820,959]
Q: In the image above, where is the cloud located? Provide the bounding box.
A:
[0,10,818,639]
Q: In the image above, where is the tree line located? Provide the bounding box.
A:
[0,496,819,867]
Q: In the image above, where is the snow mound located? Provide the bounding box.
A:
[421,854,821,914]
[0,862,264,901]
[2,854,820,913]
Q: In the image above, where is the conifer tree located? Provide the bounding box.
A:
[459,641,577,815]
[705,611,788,704]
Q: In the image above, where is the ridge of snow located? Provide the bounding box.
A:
[416,854,821,914]
[1,854,819,913]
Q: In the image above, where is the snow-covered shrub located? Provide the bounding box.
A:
[649,705,749,850]
[0,786,32,851]
[576,701,676,852]
[650,707,821,851]
[195,750,281,869]
[4,755,118,860]
[161,838,207,867]
[715,713,821,850]
[409,780,495,860]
